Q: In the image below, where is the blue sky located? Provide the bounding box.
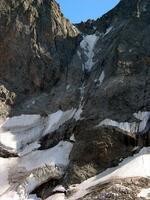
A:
[57,0,120,23]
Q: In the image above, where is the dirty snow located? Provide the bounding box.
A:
[68,147,150,200]
[98,71,105,84]
[80,34,98,71]
[97,111,150,133]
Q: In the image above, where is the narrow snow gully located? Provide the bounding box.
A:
[80,34,99,71]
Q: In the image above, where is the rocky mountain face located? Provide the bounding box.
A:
[0,0,150,200]
[0,0,79,115]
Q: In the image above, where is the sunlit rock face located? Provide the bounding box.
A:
[0,0,150,199]
[0,0,79,113]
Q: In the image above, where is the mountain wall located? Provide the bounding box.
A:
[0,0,150,199]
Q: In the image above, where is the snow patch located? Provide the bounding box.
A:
[80,34,98,71]
[104,26,113,35]
[66,84,71,90]
[94,71,105,86]
[97,111,150,133]
[70,134,75,142]
[74,107,83,121]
